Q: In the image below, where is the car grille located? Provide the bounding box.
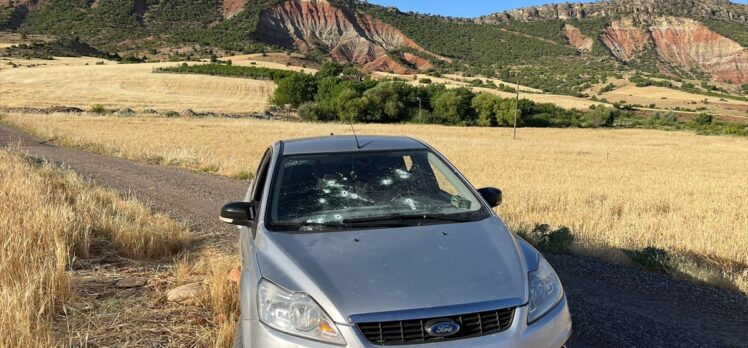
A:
[356,307,515,345]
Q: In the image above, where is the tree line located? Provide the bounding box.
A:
[272,62,621,128]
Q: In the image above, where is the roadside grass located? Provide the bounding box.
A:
[0,147,238,346]
[2,112,747,293]
[172,254,241,347]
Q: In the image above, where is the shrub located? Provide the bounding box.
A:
[599,83,616,93]
[625,247,670,273]
[316,61,344,78]
[526,224,575,254]
[298,102,335,121]
[693,113,713,125]
[584,106,619,127]
[418,78,432,84]
[89,104,106,114]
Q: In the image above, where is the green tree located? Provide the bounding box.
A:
[584,106,618,127]
[495,98,519,126]
[358,82,412,122]
[336,88,366,122]
[317,61,344,78]
[471,92,500,127]
[272,73,318,108]
[432,88,475,125]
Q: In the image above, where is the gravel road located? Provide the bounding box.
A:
[2,124,746,347]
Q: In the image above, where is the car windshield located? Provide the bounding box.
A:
[267,149,490,231]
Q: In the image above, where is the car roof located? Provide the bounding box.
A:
[280,135,428,156]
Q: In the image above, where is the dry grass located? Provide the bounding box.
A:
[601,84,748,121]
[0,147,193,346]
[0,60,275,112]
[3,112,746,292]
[228,53,320,74]
[172,254,241,347]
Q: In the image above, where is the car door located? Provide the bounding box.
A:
[240,148,272,259]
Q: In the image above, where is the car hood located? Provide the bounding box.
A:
[255,216,528,324]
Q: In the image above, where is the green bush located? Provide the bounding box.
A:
[89,104,106,114]
[316,61,344,78]
[600,83,617,93]
[298,102,335,121]
[693,113,713,125]
[625,247,670,273]
[524,224,575,254]
[584,106,619,127]
[272,73,318,108]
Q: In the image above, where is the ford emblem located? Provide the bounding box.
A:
[425,319,460,337]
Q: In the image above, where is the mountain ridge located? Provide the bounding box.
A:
[1,0,747,89]
[477,0,747,24]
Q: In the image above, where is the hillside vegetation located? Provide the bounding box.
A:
[3,0,748,94]
[11,0,281,51]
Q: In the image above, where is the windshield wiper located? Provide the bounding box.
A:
[271,220,405,231]
[343,213,471,224]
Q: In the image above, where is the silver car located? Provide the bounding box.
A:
[221,136,571,348]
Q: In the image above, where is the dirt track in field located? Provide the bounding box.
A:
[1,124,746,348]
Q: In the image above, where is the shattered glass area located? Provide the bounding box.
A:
[269,150,485,225]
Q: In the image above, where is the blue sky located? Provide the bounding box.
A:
[367,0,748,18]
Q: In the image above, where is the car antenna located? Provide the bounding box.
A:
[349,119,361,149]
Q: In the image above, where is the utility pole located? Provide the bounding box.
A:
[417,97,422,121]
[513,78,520,140]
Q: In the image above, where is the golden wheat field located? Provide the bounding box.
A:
[0,60,275,113]
[0,147,240,346]
[601,84,748,121]
[3,112,747,292]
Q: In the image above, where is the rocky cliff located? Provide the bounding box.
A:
[599,18,650,61]
[254,0,434,73]
[222,0,245,19]
[478,0,748,84]
[648,17,747,83]
[477,0,747,24]
[563,23,593,52]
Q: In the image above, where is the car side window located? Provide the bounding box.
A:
[252,148,272,202]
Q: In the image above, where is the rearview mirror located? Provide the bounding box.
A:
[477,187,502,207]
[220,202,255,226]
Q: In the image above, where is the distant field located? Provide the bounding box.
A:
[3,112,746,292]
[2,54,747,122]
[0,59,275,113]
[602,84,748,121]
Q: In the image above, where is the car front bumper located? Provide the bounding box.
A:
[240,296,571,348]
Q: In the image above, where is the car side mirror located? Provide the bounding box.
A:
[477,187,502,207]
[220,202,256,226]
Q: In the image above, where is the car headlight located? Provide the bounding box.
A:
[258,279,346,345]
[527,257,564,324]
